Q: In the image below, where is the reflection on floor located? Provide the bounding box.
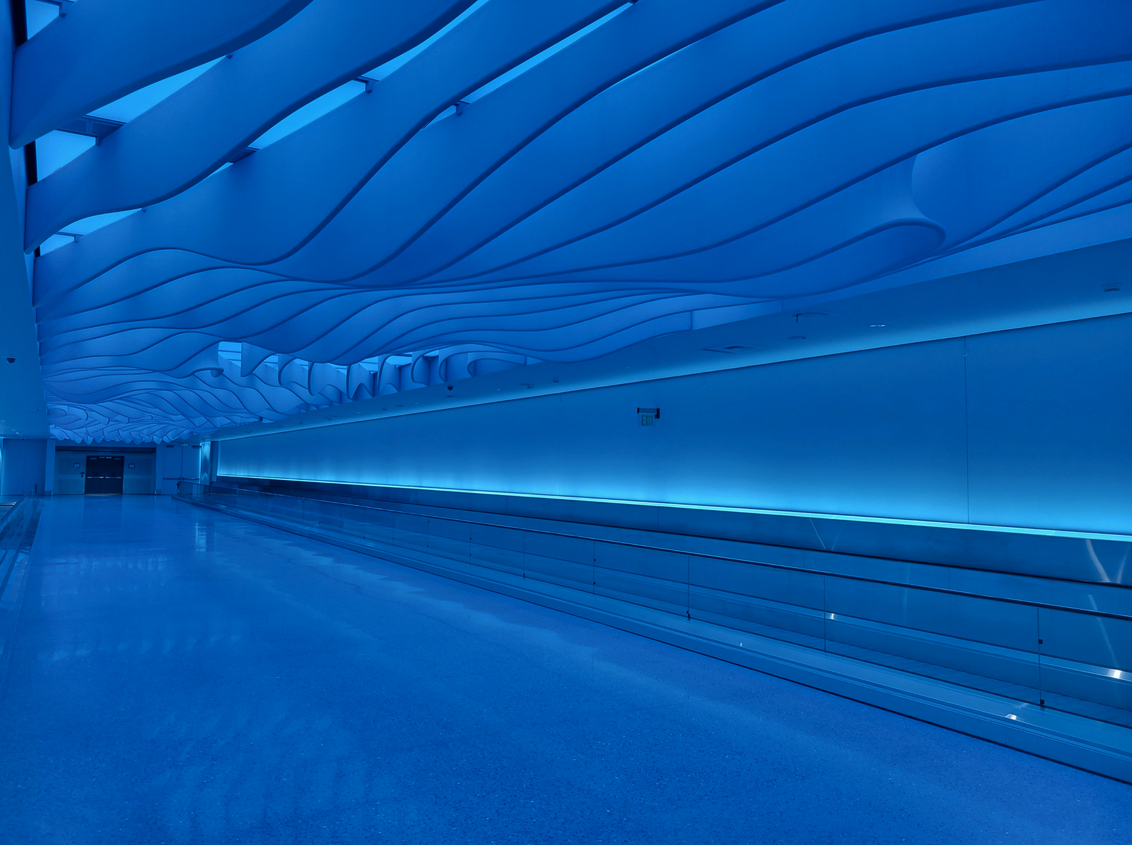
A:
[0,496,1128,844]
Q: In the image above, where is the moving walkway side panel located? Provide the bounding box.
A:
[176,483,1132,782]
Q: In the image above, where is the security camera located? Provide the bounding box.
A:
[5,358,13,364]
[447,385,454,391]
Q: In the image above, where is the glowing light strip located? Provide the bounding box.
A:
[215,472,1132,542]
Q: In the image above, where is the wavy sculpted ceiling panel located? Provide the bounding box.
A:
[17,0,1132,442]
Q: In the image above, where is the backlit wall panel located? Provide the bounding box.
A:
[219,314,1132,534]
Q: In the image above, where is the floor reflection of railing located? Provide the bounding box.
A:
[0,497,46,689]
[0,499,29,599]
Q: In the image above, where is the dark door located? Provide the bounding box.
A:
[85,456,124,495]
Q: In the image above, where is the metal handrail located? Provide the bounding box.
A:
[176,482,1131,615]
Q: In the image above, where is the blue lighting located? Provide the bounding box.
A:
[13,0,1132,451]
[215,472,1132,543]
[9,0,1132,817]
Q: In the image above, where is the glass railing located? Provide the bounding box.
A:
[177,481,1132,731]
[0,497,45,639]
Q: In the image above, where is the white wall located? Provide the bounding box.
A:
[0,438,47,496]
[54,450,83,495]
[155,443,202,494]
[218,313,1132,535]
[965,314,1132,532]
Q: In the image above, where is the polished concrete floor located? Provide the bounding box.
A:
[0,496,1128,845]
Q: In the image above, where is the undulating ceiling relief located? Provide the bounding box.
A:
[19,0,1132,443]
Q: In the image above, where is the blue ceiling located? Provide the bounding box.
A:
[14,0,1132,443]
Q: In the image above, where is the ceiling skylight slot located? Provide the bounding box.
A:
[461,4,634,105]
[89,58,222,124]
[217,342,241,368]
[62,209,139,237]
[59,115,123,145]
[421,3,635,127]
[365,0,491,81]
[426,105,459,126]
[25,0,61,38]
[228,147,256,164]
[38,232,76,254]
[606,30,702,94]
[35,129,95,178]
[247,79,367,150]
[201,162,234,182]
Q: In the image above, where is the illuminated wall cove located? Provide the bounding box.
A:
[23,0,1132,443]
[218,313,1132,536]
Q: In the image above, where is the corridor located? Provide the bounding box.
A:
[0,496,1127,844]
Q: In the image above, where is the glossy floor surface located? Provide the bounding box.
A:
[0,497,1128,845]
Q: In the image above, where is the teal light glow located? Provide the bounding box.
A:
[217,472,1132,543]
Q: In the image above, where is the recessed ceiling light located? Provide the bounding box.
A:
[870,323,887,328]
[788,335,806,341]
[1103,285,1121,293]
